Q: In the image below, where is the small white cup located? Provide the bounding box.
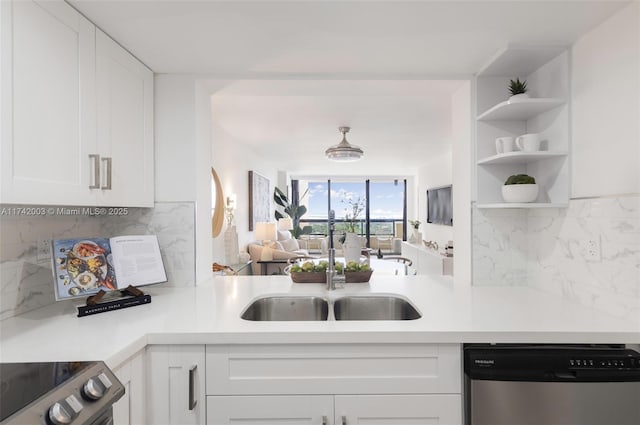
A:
[516,133,541,152]
[495,137,515,154]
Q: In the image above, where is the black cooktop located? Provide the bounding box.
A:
[0,361,93,422]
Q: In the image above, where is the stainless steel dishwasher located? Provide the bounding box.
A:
[464,344,640,425]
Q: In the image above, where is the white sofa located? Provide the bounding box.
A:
[247,230,310,275]
[319,235,402,256]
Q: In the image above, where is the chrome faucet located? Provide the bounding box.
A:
[326,210,345,290]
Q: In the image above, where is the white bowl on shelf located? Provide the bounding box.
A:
[502,184,538,203]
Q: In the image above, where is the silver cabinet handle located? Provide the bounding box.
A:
[188,365,197,411]
[88,154,100,189]
[322,416,327,425]
[341,416,347,425]
[101,157,112,190]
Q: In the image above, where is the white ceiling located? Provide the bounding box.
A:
[70,0,630,175]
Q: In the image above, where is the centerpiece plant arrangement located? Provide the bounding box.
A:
[273,187,312,238]
[289,260,372,283]
[339,196,365,244]
[289,260,371,274]
[409,220,421,230]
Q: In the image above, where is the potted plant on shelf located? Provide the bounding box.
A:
[501,174,538,203]
[409,219,422,243]
[508,78,529,101]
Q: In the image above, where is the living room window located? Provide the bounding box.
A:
[298,178,407,248]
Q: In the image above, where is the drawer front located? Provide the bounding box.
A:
[335,394,462,425]
[206,344,461,395]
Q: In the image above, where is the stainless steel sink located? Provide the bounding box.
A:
[333,295,421,321]
[241,296,329,321]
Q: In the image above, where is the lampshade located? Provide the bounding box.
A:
[255,222,277,241]
[278,217,293,231]
[325,126,364,162]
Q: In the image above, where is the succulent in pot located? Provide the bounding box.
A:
[508,78,529,100]
[502,174,538,203]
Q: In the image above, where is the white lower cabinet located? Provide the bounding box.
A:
[206,394,461,425]
[335,394,462,424]
[207,395,333,424]
[205,343,462,425]
[147,345,206,425]
[112,349,146,425]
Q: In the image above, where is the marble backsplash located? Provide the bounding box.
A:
[473,195,640,318]
[0,202,195,320]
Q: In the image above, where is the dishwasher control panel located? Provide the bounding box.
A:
[569,356,639,369]
[464,344,640,382]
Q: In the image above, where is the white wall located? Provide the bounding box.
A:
[155,75,213,284]
[417,152,453,248]
[571,1,640,197]
[451,81,472,284]
[210,95,280,260]
[471,4,640,318]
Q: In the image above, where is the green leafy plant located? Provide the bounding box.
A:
[274,187,312,238]
[290,260,328,273]
[504,174,536,185]
[508,78,528,96]
[409,219,421,230]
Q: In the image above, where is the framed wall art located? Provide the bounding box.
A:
[248,171,271,231]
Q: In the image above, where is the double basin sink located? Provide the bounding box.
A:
[241,294,421,321]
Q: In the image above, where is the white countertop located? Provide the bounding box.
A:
[1,274,638,368]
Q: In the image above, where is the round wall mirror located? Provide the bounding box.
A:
[211,167,224,237]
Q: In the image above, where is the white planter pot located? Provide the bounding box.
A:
[502,184,539,203]
[343,232,361,264]
[224,226,239,264]
[509,93,530,102]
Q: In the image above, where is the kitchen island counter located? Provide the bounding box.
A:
[1,274,638,368]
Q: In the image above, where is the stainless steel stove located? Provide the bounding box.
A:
[0,361,124,425]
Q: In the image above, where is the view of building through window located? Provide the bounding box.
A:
[297,180,405,238]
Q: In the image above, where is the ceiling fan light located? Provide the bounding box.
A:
[325,126,364,162]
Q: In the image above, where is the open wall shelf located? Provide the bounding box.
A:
[477,151,568,165]
[477,98,565,121]
[477,202,569,209]
[475,47,570,208]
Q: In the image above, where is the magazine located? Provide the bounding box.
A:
[52,235,167,300]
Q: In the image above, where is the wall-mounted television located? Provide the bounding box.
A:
[426,185,453,226]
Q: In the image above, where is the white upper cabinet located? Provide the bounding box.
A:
[1,0,96,205]
[474,46,570,208]
[96,29,153,207]
[0,0,154,207]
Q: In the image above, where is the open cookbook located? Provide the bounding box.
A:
[51,235,167,300]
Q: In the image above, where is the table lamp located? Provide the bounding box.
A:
[255,222,277,261]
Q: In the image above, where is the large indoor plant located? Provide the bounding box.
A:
[273,187,312,238]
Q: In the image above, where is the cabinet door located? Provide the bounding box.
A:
[335,394,462,425]
[112,350,146,425]
[1,0,96,205]
[96,29,154,207]
[147,345,205,425]
[206,395,334,425]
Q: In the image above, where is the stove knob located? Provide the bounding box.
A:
[82,376,107,401]
[48,395,83,425]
